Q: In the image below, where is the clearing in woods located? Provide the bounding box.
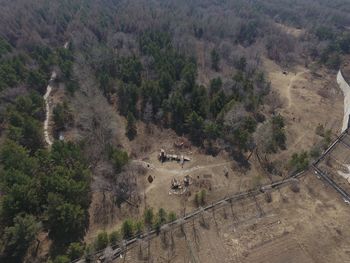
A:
[263,58,343,159]
[83,58,345,246]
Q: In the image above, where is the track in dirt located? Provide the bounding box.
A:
[286,70,308,108]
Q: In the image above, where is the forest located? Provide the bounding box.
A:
[0,0,350,262]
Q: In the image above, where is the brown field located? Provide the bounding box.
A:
[263,59,343,162]
[114,174,350,263]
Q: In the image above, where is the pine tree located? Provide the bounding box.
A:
[125,112,137,140]
[211,49,220,71]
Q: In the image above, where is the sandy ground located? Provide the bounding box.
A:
[113,174,350,263]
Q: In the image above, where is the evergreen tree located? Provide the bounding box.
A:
[109,231,121,246]
[66,242,85,261]
[121,219,134,239]
[167,212,177,222]
[125,112,137,140]
[185,111,204,146]
[209,77,222,97]
[143,208,154,228]
[1,214,41,261]
[211,49,220,71]
[94,231,109,251]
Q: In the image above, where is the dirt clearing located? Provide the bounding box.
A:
[263,59,343,160]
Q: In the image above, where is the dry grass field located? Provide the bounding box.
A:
[263,58,343,162]
[114,174,350,263]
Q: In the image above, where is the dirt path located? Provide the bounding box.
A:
[134,160,232,176]
[43,72,56,146]
[43,42,69,147]
[286,71,308,108]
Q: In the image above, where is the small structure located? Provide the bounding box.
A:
[159,149,166,163]
[158,149,191,163]
[183,175,192,187]
[169,175,193,195]
[171,178,182,189]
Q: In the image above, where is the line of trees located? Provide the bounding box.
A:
[91,30,272,161]
[0,140,91,262]
[50,207,177,262]
[0,39,88,262]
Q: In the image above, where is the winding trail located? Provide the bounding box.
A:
[43,71,56,146]
[286,70,307,108]
[43,42,69,147]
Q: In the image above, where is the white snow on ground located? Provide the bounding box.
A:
[337,70,350,184]
[337,70,350,132]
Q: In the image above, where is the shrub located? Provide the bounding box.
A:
[290,182,300,193]
[195,190,206,207]
[157,208,167,225]
[135,220,144,235]
[315,124,325,136]
[94,231,109,251]
[167,212,177,222]
[310,146,321,159]
[67,242,85,260]
[121,219,134,239]
[108,147,128,173]
[143,208,154,227]
[109,230,121,246]
[289,151,309,173]
[53,255,70,263]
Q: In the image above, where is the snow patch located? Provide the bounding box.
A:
[337,70,350,132]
